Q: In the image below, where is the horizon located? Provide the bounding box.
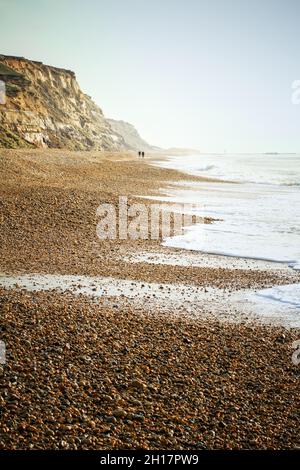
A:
[1,0,300,457]
[1,0,300,153]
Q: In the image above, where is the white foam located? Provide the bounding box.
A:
[123,250,292,271]
[151,153,300,317]
[157,153,300,186]
[0,273,216,307]
[1,273,300,328]
[256,284,300,308]
[147,182,300,265]
[246,283,300,328]
[290,262,300,271]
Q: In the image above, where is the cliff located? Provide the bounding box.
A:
[0,55,139,150]
[107,119,154,151]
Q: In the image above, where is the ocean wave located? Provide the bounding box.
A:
[256,284,300,309]
[195,164,215,172]
[202,177,300,187]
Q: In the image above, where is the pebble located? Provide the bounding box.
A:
[0,150,299,451]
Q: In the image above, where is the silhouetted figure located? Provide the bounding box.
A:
[138,151,141,157]
[142,151,145,158]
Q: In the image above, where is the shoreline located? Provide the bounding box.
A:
[1,149,298,287]
[0,149,300,449]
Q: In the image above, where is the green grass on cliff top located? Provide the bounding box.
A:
[0,62,23,77]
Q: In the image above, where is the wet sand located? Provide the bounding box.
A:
[0,149,299,449]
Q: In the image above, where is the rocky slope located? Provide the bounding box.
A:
[0,55,151,151]
[107,119,154,151]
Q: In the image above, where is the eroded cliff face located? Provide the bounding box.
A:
[0,55,127,150]
[107,119,154,152]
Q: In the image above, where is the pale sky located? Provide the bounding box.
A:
[1,0,300,152]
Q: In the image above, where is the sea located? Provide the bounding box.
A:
[156,153,300,315]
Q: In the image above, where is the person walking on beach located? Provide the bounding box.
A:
[138,151,141,157]
[142,151,145,158]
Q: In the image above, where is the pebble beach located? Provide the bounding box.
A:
[0,149,299,449]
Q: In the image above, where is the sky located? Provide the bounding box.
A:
[1,0,300,152]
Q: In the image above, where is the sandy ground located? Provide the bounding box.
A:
[0,149,299,449]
